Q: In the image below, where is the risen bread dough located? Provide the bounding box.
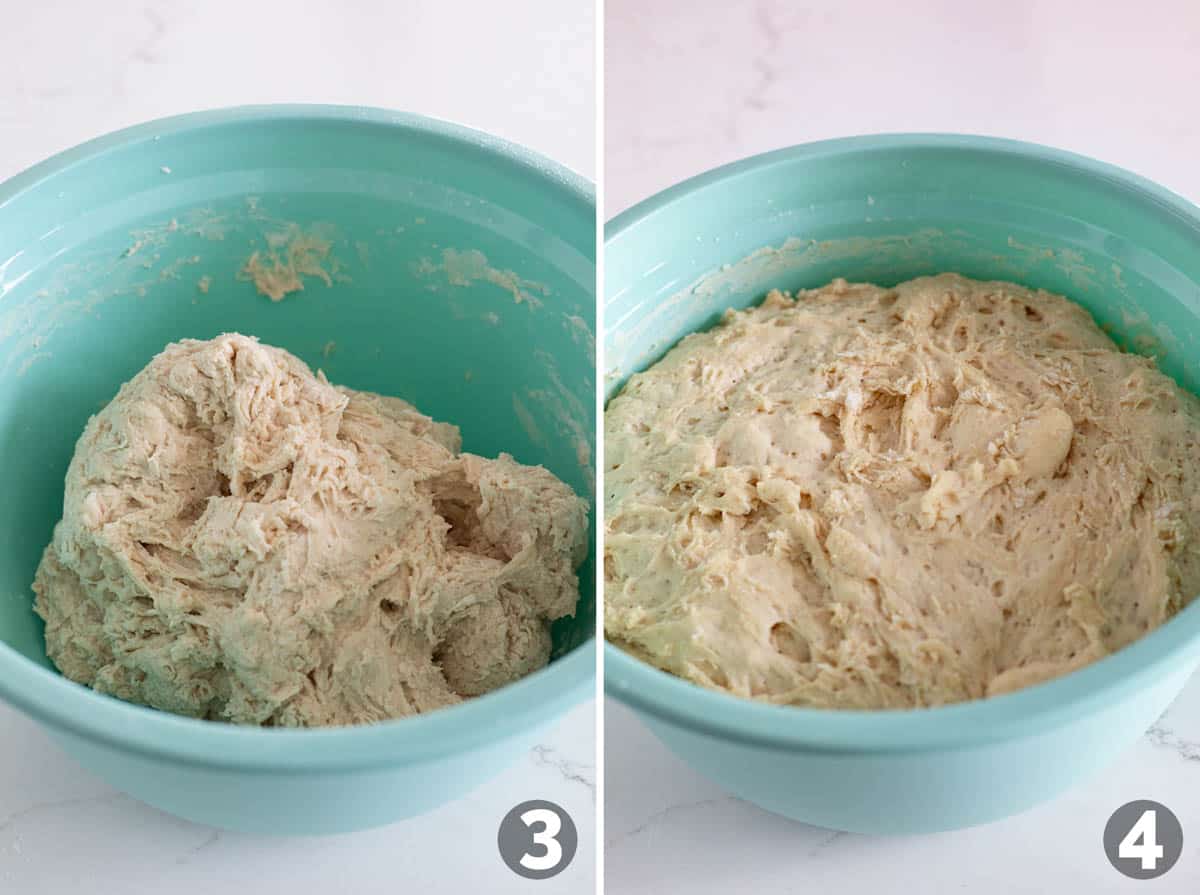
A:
[605,274,1200,708]
[35,335,587,726]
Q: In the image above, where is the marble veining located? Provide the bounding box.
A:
[0,792,130,835]
[1146,714,1200,763]
[532,744,598,798]
[606,796,738,851]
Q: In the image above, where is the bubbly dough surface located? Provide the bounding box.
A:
[605,274,1200,708]
[35,334,587,726]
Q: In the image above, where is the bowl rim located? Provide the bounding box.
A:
[606,132,1198,240]
[0,103,596,770]
[603,133,1200,752]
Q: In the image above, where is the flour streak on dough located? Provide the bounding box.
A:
[605,274,1200,709]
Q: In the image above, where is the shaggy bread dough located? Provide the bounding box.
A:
[605,274,1200,709]
[34,334,587,726]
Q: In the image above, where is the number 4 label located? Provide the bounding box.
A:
[1118,809,1164,870]
[1104,799,1183,880]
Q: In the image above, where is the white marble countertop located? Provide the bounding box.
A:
[0,1,595,893]
[1,701,595,894]
[606,0,1200,216]
[605,0,1200,892]
[606,681,1200,894]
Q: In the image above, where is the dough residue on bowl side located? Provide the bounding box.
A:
[239,225,339,302]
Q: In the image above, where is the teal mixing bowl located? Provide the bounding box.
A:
[605,135,1200,834]
[0,106,595,834]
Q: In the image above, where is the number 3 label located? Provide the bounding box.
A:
[1104,800,1183,880]
[498,799,579,879]
[519,807,564,871]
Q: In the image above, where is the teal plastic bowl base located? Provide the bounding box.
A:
[605,134,1200,834]
[637,661,1197,835]
[0,106,595,834]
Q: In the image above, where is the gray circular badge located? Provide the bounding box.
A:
[1104,800,1183,879]
[498,799,578,880]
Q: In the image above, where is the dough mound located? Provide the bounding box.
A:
[605,274,1200,709]
[34,334,587,726]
